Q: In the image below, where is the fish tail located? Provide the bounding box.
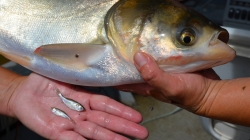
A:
[55,88,63,96]
[70,118,76,124]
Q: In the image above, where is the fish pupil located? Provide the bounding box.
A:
[179,28,196,46]
[183,36,191,44]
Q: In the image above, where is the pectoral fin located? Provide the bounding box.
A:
[0,51,30,67]
[34,43,106,71]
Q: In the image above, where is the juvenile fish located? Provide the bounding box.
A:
[56,89,85,112]
[51,107,75,123]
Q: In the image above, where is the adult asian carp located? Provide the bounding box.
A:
[0,0,235,86]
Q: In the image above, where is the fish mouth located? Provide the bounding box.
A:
[217,28,229,44]
[209,28,229,45]
[159,59,227,73]
[204,28,236,65]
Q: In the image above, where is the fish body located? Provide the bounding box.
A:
[0,0,235,86]
[56,89,84,112]
[51,107,74,123]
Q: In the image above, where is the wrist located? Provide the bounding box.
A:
[197,78,250,126]
[6,76,26,117]
[195,79,221,115]
[0,67,25,117]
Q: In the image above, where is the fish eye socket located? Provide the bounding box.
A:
[179,29,196,46]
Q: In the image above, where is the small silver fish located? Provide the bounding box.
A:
[56,89,85,112]
[51,107,75,123]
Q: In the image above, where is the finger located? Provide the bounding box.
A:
[85,110,148,139]
[75,121,131,140]
[199,69,221,80]
[88,94,143,123]
[149,89,172,103]
[115,83,153,96]
[58,88,143,123]
[58,131,87,140]
[133,52,178,92]
[133,52,211,108]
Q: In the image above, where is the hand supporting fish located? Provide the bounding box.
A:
[0,0,235,86]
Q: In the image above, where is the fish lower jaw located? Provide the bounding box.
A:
[159,60,229,73]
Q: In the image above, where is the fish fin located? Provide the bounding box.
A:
[34,43,107,71]
[55,88,65,102]
[55,88,62,97]
[0,51,30,67]
[67,115,76,124]
[70,119,76,124]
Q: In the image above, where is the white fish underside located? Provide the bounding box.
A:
[0,0,143,86]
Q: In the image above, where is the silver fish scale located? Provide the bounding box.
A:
[95,55,142,84]
[0,0,118,52]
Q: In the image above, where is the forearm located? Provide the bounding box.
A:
[0,66,23,117]
[201,78,250,126]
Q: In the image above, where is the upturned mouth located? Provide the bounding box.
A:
[217,28,229,43]
[210,28,229,45]
[205,28,235,63]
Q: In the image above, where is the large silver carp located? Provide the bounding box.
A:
[0,0,235,86]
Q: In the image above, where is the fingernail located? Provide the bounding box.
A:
[134,52,148,68]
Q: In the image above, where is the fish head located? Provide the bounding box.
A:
[75,103,85,112]
[106,0,235,73]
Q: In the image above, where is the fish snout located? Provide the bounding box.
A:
[205,28,236,66]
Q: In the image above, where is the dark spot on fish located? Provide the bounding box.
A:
[150,106,154,111]
[242,86,246,90]
[75,54,79,58]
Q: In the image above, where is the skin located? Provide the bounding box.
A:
[118,52,250,127]
[0,66,148,140]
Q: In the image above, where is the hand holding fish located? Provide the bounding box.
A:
[118,52,250,127]
[0,67,148,140]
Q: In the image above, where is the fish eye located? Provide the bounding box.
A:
[179,28,196,46]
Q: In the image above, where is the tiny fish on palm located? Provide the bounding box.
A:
[51,107,75,123]
[56,89,84,112]
[0,0,235,86]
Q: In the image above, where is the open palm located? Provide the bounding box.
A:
[9,73,148,140]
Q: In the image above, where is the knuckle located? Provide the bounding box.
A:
[92,125,105,140]
[141,65,160,83]
[167,85,185,100]
[103,115,111,127]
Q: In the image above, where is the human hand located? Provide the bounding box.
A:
[8,73,148,140]
[117,52,250,126]
[117,52,221,115]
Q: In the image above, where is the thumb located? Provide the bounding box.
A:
[133,52,175,90]
[133,52,192,105]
